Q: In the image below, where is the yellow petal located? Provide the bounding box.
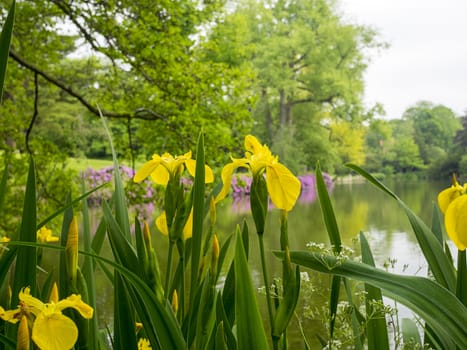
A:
[214,160,247,203]
[155,212,169,236]
[245,135,263,154]
[0,306,21,323]
[19,288,44,316]
[184,159,214,183]
[266,163,301,211]
[445,195,467,250]
[183,209,193,240]
[150,165,170,185]
[55,294,93,319]
[37,226,59,243]
[134,157,161,183]
[32,313,78,350]
[438,186,461,214]
[138,338,152,350]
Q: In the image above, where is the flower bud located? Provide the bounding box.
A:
[66,216,79,287]
[49,282,59,304]
[250,175,268,235]
[16,316,30,350]
[171,290,178,314]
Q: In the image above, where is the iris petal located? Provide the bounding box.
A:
[245,135,263,154]
[215,160,248,203]
[150,165,170,185]
[184,159,214,183]
[438,186,461,214]
[445,195,467,250]
[134,158,161,183]
[156,212,169,236]
[56,294,94,319]
[183,209,193,240]
[32,313,77,350]
[266,163,301,211]
[19,288,44,315]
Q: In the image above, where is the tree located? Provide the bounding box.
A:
[329,120,366,174]
[0,0,254,164]
[201,0,383,170]
[386,120,425,173]
[402,101,461,165]
[364,118,393,173]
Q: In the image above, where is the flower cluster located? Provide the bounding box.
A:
[81,165,159,219]
[229,172,334,213]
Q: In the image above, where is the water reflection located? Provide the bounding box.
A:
[223,179,446,267]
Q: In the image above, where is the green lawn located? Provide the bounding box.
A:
[67,158,115,172]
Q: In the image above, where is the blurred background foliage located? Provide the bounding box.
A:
[0,0,466,233]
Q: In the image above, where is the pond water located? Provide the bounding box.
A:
[216,178,447,276]
[89,178,450,347]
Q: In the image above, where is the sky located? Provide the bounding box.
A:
[337,0,467,119]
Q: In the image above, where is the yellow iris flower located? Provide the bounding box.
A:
[0,287,93,350]
[438,175,467,250]
[138,338,152,350]
[155,209,193,240]
[215,135,301,211]
[134,151,214,185]
[36,226,59,243]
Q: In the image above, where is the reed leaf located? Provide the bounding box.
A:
[0,0,15,102]
[81,183,101,349]
[12,158,37,300]
[346,164,456,291]
[99,108,131,238]
[190,132,206,301]
[113,272,138,349]
[279,250,467,349]
[235,231,269,350]
[360,232,390,350]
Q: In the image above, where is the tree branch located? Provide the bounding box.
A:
[9,49,166,121]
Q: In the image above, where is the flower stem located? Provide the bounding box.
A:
[165,240,174,298]
[258,233,275,344]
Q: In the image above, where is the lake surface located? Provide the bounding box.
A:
[216,178,448,276]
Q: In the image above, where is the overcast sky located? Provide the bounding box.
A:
[337,0,467,119]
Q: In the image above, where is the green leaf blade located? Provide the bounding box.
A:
[235,232,269,350]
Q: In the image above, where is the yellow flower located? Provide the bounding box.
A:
[138,338,152,350]
[438,175,467,250]
[155,210,193,240]
[0,287,93,350]
[215,135,301,211]
[36,226,59,244]
[134,151,214,185]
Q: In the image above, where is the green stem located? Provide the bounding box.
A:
[165,240,174,298]
[258,233,275,346]
[180,242,185,319]
[456,249,467,307]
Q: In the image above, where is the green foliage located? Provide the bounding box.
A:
[201,0,383,172]
[403,101,461,165]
